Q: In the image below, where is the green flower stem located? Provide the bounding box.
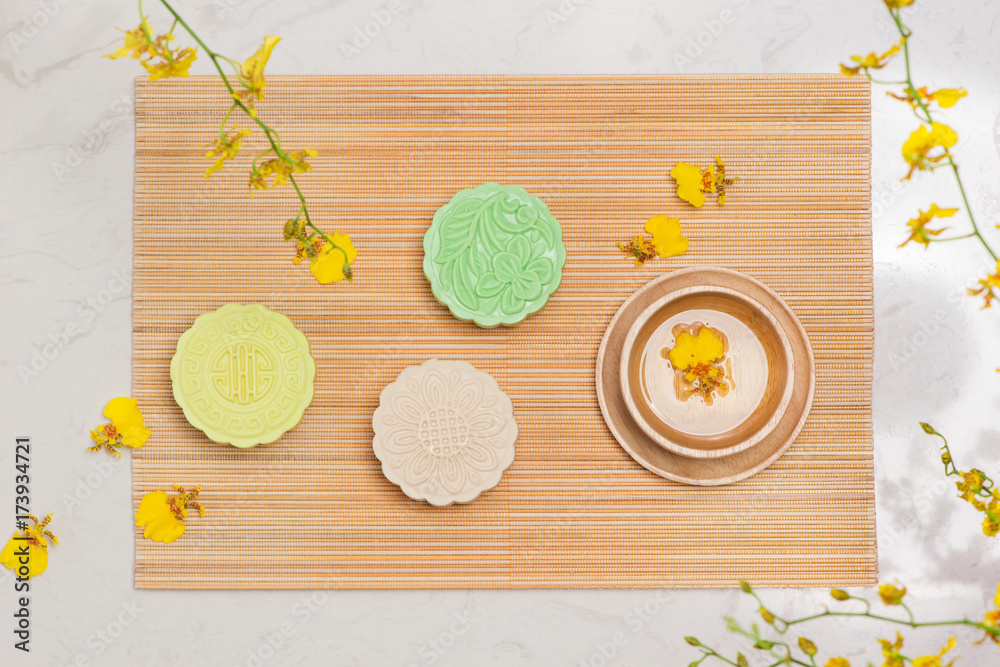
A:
[138,0,152,39]
[770,608,997,637]
[932,233,977,243]
[251,147,272,170]
[923,424,1000,526]
[215,53,247,83]
[288,176,351,276]
[694,608,998,667]
[695,645,812,667]
[148,0,351,273]
[156,1,286,162]
[218,102,236,139]
[888,8,998,261]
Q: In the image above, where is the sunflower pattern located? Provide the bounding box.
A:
[372,359,518,506]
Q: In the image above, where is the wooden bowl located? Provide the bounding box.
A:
[619,283,794,459]
[596,267,814,486]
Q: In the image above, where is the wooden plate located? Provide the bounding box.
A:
[596,267,815,486]
[619,284,794,459]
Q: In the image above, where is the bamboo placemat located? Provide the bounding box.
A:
[133,75,874,589]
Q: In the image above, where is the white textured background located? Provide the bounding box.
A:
[2,0,1000,665]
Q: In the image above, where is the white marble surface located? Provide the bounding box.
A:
[3,0,1000,664]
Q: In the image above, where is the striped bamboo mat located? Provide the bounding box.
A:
[133,75,874,589]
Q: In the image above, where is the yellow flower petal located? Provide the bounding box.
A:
[928,122,958,148]
[668,327,725,370]
[930,88,966,108]
[135,491,186,543]
[912,636,955,667]
[878,583,907,605]
[119,424,152,448]
[105,397,142,428]
[644,215,688,258]
[900,203,959,248]
[840,41,901,76]
[205,127,250,178]
[240,36,281,99]
[670,163,707,207]
[309,233,357,284]
[104,397,150,448]
[0,534,48,579]
[902,123,957,178]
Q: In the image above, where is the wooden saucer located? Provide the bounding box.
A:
[596,267,814,486]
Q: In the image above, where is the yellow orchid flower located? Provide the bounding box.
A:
[900,204,959,248]
[136,485,205,544]
[878,582,907,605]
[824,659,851,667]
[969,261,1000,309]
[250,149,318,191]
[105,17,197,81]
[0,514,58,580]
[667,325,730,404]
[205,126,251,178]
[670,157,738,207]
[234,36,281,114]
[309,232,357,284]
[840,41,901,76]
[105,397,150,447]
[883,0,915,8]
[671,162,713,207]
[902,122,957,179]
[669,327,724,371]
[294,237,321,265]
[889,87,967,110]
[980,583,1000,645]
[617,235,656,266]
[928,88,967,108]
[88,397,151,456]
[984,499,1000,536]
[645,215,688,258]
[912,636,956,667]
[713,157,739,204]
[617,216,688,265]
[878,632,906,667]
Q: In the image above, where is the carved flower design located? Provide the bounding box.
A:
[475,236,554,315]
[372,360,518,506]
[423,183,566,327]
